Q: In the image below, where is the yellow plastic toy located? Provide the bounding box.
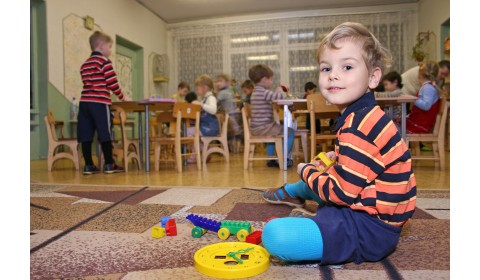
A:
[311,152,335,172]
[152,226,166,238]
[194,242,270,279]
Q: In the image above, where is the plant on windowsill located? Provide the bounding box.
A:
[411,31,435,63]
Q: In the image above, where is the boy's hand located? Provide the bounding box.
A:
[122,96,132,102]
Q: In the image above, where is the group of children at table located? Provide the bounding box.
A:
[77,22,452,266]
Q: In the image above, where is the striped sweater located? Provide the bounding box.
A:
[301,92,416,227]
[79,51,124,104]
[250,85,286,129]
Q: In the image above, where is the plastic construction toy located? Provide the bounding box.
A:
[186,214,254,241]
[245,230,262,245]
[194,242,270,279]
[152,226,166,238]
[311,152,335,172]
[165,219,177,236]
[161,217,171,228]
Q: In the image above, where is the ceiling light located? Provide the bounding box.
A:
[231,35,270,43]
[246,55,279,61]
[288,32,315,40]
[290,66,318,72]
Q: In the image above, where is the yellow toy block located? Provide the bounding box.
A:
[152,226,166,238]
[311,152,335,172]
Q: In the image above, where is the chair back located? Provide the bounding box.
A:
[45,110,59,141]
[306,94,339,134]
[110,105,128,142]
[151,111,176,137]
[432,98,450,138]
[173,102,201,137]
[216,112,229,139]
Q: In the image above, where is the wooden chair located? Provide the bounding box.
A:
[151,102,202,172]
[406,99,450,171]
[201,112,230,167]
[110,105,142,172]
[44,110,80,171]
[242,104,283,170]
[307,94,340,161]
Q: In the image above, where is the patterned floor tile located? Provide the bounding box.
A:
[141,188,231,206]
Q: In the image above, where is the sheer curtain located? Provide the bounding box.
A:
[169,10,417,97]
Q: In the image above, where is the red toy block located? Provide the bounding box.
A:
[246,230,262,244]
[165,219,177,236]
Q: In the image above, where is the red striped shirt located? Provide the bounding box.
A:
[79,51,124,104]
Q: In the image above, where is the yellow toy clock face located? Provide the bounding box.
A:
[194,242,270,279]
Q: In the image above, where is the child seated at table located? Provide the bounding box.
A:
[248,64,295,168]
[172,81,190,103]
[403,61,440,134]
[375,71,403,123]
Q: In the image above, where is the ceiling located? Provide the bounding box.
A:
[136,0,418,24]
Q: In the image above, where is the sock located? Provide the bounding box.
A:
[267,128,295,157]
[81,142,94,166]
[284,180,324,205]
[263,217,323,261]
[101,141,114,165]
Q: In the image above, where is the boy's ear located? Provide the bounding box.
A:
[368,67,382,90]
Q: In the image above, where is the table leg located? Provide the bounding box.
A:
[138,112,143,167]
[283,104,289,171]
[145,104,150,172]
[401,102,406,141]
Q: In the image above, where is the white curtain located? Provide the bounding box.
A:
[169,10,417,97]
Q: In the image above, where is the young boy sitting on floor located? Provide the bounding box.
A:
[261,22,417,265]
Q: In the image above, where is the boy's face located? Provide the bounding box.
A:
[437,66,450,80]
[195,84,209,97]
[215,79,229,91]
[178,87,189,97]
[382,80,398,92]
[98,41,112,58]
[242,87,253,96]
[305,88,316,95]
[318,39,381,109]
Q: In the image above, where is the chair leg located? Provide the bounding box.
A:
[275,140,283,169]
[438,139,445,171]
[243,140,250,170]
[175,143,182,172]
[195,139,202,171]
[202,140,210,167]
[301,133,308,162]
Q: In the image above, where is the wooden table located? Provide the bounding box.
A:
[376,95,417,140]
[112,100,175,172]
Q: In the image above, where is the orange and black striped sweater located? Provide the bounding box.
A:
[300,92,416,227]
[79,51,124,104]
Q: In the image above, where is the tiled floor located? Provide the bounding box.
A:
[30,149,450,190]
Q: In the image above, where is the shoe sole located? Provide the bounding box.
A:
[103,170,124,174]
[261,194,305,208]
[83,171,100,175]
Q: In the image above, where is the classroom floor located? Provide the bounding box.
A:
[30,148,450,190]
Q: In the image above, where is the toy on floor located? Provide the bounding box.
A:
[152,217,177,238]
[245,230,262,245]
[186,214,254,241]
[311,152,335,172]
[194,242,270,279]
[151,226,166,238]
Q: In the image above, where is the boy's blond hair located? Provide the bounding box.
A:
[195,74,214,90]
[248,64,274,84]
[89,31,113,51]
[316,22,392,74]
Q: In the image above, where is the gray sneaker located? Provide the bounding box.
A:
[261,185,305,208]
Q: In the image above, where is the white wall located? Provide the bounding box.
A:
[45,0,167,98]
[418,0,450,61]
